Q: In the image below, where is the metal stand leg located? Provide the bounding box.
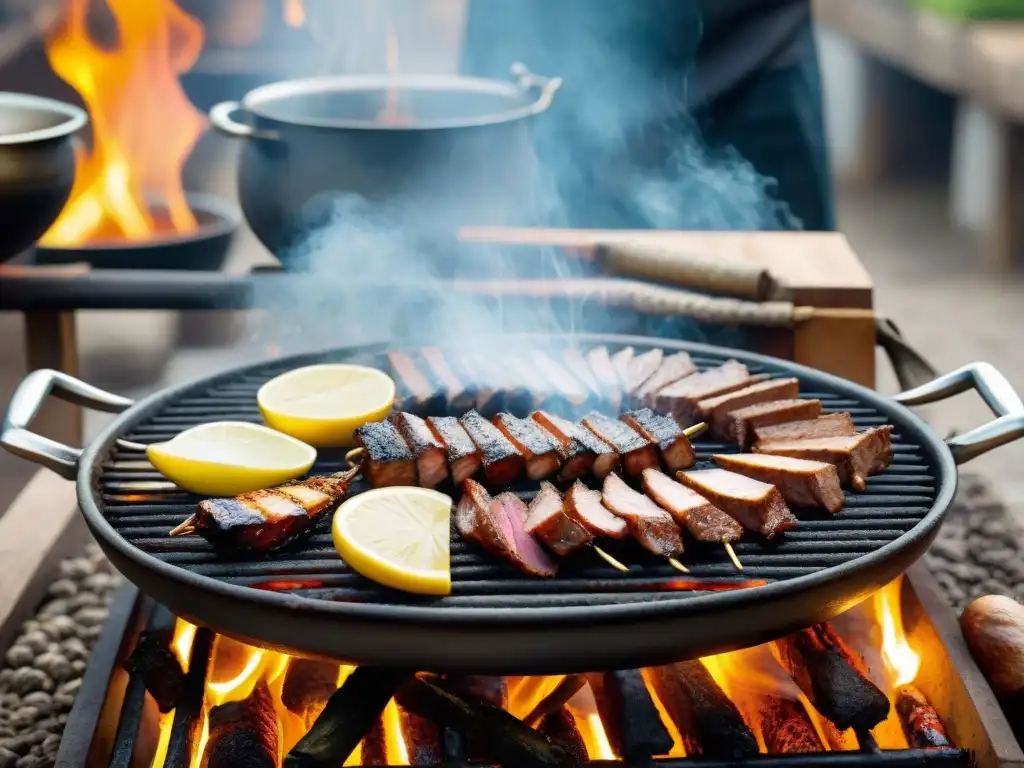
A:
[22,309,82,448]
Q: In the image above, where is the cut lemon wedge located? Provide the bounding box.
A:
[332,487,452,596]
[146,421,316,497]
[257,364,396,448]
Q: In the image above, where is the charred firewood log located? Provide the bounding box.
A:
[165,628,214,767]
[202,681,279,768]
[361,718,388,766]
[539,708,589,765]
[285,667,412,768]
[399,704,443,765]
[281,659,341,728]
[122,610,186,713]
[441,674,508,708]
[523,676,587,727]
[773,623,890,732]
[586,670,673,762]
[895,685,951,748]
[644,661,759,760]
[759,696,825,754]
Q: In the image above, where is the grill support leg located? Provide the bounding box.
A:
[23,309,82,449]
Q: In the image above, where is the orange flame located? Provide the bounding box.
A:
[284,0,305,28]
[876,578,920,688]
[383,699,410,765]
[42,0,206,246]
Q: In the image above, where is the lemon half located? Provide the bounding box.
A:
[147,421,316,497]
[257,364,396,448]
[332,487,452,596]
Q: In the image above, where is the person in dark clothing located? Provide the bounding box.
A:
[462,1,834,232]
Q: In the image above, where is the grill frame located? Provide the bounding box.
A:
[58,333,969,673]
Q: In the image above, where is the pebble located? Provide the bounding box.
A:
[0,749,15,768]
[17,635,47,657]
[2,649,32,670]
[72,607,107,628]
[16,754,46,768]
[60,639,89,663]
[82,573,116,592]
[928,537,966,563]
[7,711,36,732]
[46,580,77,599]
[10,670,52,697]
[40,735,59,755]
[32,655,72,685]
[65,593,101,612]
[0,732,45,754]
[59,559,93,580]
[42,617,76,642]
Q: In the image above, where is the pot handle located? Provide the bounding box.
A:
[510,62,563,115]
[1,369,134,480]
[209,101,281,141]
[891,362,1024,465]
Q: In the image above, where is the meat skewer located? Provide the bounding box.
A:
[420,346,475,413]
[461,409,525,489]
[530,350,590,410]
[724,398,822,449]
[655,359,754,424]
[582,411,660,479]
[169,467,360,553]
[755,425,895,491]
[635,351,697,405]
[625,349,664,396]
[642,469,744,571]
[355,420,418,487]
[601,473,688,572]
[713,453,845,515]
[493,413,562,481]
[426,416,482,485]
[753,411,856,446]
[610,346,635,389]
[532,410,618,480]
[390,411,449,489]
[697,378,801,439]
[586,346,625,411]
[525,481,594,556]
[677,468,798,540]
[388,350,437,412]
[561,347,605,400]
[620,408,697,472]
[563,480,631,572]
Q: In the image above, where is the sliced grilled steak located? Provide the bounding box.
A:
[582,412,660,479]
[601,473,684,558]
[390,412,449,489]
[724,398,823,449]
[533,411,619,481]
[493,413,562,481]
[530,350,589,408]
[355,421,417,488]
[426,416,481,485]
[655,360,754,424]
[620,408,697,472]
[563,480,628,539]
[495,493,559,578]
[610,347,635,390]
[698,378,801,439]
[753,412,856,446]
[642,469,743,543]
[460,410,524,489]
[525,481,593,555]
[587,346,625,411]
[562,348,605,399]
[755,426,894,491]
[714,454,845,514]
[636,352,697,405]
[626,349,663,396]
[677,469,797,539]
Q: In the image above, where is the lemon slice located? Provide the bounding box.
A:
[257,364,396,448]
[146,421,316,497]
[332,487,452,596]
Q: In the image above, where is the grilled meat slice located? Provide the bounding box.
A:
[525,481,593,555]
[388,350,437,411]
[562,348,604,399]
[698,378,801,439]
[564,480,628,539]
[493,413,562,481]
[427,416,481,485]
[642,469,743,543]
[531,411,616,481]
[621,408,697,472]
[582,412,660,479]
[753,412,857,445]
[420,346,474,413]
[756,426,894,491]
[725,398,823,449]
[457,480,557,577]
[390,412,449,489]
[172,470,357,553]
[461,409,524,489]
[611,347,635,389]
[356,420,417,488]
[677,468,797,539]
[655,360,753,424]
[601,473,684,557]
[626,349,664,396]
[530,350,589,409]
[714,453,845,514]
[636,352,697,405]
[587,346,624,410]
[506,355,557,410]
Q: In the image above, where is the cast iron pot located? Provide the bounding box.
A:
[0,93,88,263]
[208,64,561,267]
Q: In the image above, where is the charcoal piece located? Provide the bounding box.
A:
[361,718,388,766]
[773,624,890,731]
[523,676,587,727]
[165,628,214,768]
[759,696,824,754]
[202,681,279,768]
[587,670,673,762]
[395,677,572,768]
[895,685,950,749]
[644,661,758,760]
[440,675,508,709]
[285,667,412,768]
[399,705,444,765]
[538,709,589,764]
[281,659,340,727]
[122,627,185,713]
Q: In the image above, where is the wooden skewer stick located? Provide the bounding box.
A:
[667,557,690,574]
[169,518,197,537]
[345,447,365,469]
[683,422,708,440]
[593,546,630,572]
[724,543,743,571]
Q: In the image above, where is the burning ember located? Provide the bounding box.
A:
[41,0,206,246]
[134,577,952,766]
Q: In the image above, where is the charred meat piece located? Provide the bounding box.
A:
[388,350,437,410]
[452,350,501,413]
[636,352,697,405]
[562,348,604,399]
[655,360,753,423]
[530,350,589,408]
[427,416,481,485]
[507,355,557,410]
[895,684,951,748]
[644,661,759,760]
[457,480,557,577]
[282,659,340,728]
[587,346,625,410]
[420,346,474,412]
[611,346,635,389]
[532,411,617,481]
[773,623,890,732]
[564,480,628,539]
[587,670,674,762]
[760,697,824,754]
[642,469,743,543]
[390,412,449,489]
[626,349,664,395]
[714,453,844,514]
[582,412,660,479]
[493,413,562,481]
[171,470,357,553]
[725,398,822,449]
[601,473,684,558]
[203,681,279,768]
[698,378,801,439]
[122,622,186,713]
[756,426,894,491]
[677,469,797,539]
[525,481,593,555]
[754,412,856,446]
[356,420,417,488]
[621,408,697,472]
[461,410,524,489]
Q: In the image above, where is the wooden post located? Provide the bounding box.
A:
[22,310,83,449]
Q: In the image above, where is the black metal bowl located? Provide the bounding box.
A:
[34,191,240,271]
[3,334,1023,673]
[0,92,88,264]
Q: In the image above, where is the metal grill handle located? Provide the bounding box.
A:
[892,362,1024,465]
[1,369,133,480]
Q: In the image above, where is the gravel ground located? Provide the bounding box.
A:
[0,475,1018,767]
